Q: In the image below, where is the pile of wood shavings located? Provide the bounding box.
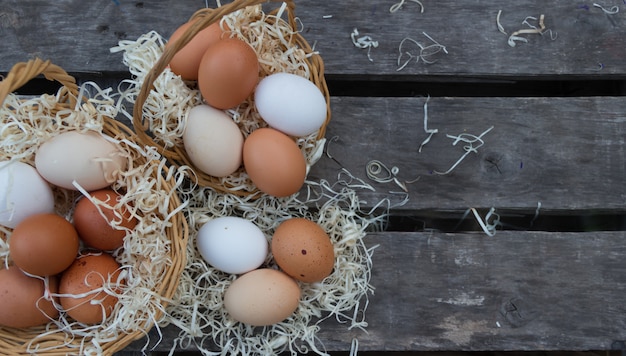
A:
[0,83,186,355]
[162,181,377,355]
[111,4,377,354]
[111,4,325,190]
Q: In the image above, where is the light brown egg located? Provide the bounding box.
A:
[224,268,300,326]
[198,37,259,109]
[73,189,138,251]
[59,253,124,324]
[10,213,80,277]
[271,218,335,283]
[242,128,306,197]
[167,18,229,80]
[0,266,59,328]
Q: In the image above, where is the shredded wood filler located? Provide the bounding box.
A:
[0,82,187,354]
[111,5,379,355]
[110,4,326,194]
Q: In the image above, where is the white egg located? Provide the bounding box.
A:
[254,72,327,137]
[183,105,244,177]
[196,216,268,274]
[0,161,55,229]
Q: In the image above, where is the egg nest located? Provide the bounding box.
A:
[111,3,326,194]
[0,84,187,355]
[110,4,381,355]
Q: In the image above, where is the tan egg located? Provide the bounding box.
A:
[198,38,259,109]
[183,105,244,177]
[271,218,335,283]
[10,213,80,277]
[59,253,124,324]
[224,268,300,326]
[242,128,306,197]
[73,189,138,251]
[167,19,229,80]
[0,266,59,328]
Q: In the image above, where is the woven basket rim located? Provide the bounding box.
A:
[0,58,189,355]
[131,0,331,197]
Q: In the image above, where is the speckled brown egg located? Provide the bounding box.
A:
[73,189,138,251]
[243,128,306,197]
[10,213,80,277]
[59,253,124,324]
[271,218,335,283]
[167,18,229,80]
[0,265,59,328]
[198,37,259,109]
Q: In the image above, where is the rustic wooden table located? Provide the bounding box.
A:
[2,0,626,355]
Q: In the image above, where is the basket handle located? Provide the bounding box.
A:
[0,58,78,106]
[132,0,296,144]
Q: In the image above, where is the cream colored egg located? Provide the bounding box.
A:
[183,105,244,177]
[35,131,127,191]
[224,268,300,326]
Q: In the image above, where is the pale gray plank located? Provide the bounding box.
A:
[306,96,626,213]
[1,0,626,78]
[120,231,626,353]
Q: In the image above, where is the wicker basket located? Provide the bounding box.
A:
[132,0,331,196]
[0,58,188,355]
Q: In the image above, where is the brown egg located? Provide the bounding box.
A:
[224,268,300,326]
[0,266,59,328]
[271,218,335,283]
[167,18,229,80]
[242,128,306,197]
[59,253,124,324]
[10,213,80,276]
[73,189,138,251]
[198,37,259,109]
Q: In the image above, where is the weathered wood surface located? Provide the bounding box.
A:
[120,231,626,353]
[2,0,626,355]
[308,96,626,214]
[1,0,626,78]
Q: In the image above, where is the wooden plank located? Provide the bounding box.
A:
[2,0,626,78]
[120,230,626,353]
[306,96,626,213]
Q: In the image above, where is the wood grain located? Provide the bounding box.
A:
[120,231,626,353]
[307,96,626,213]
[1,0,625,78]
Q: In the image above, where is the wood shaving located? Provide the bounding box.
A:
[162,177,380,355]
[433,126,494,175]
[351,28,379,62]
[389,0,424,13]
[111,5,378,355]
[497,12,558,47]
[396,32,448,71]
[593,3,620,14]
[419,95,438,152]
[110,4,325,194]
[0,82,187,354]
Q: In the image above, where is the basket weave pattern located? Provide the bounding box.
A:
[132,0,331,196]
[0,58,188,355]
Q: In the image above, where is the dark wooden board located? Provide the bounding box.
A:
[119,230,626,353]
[306,96,626,214]
[2,0,626,78]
